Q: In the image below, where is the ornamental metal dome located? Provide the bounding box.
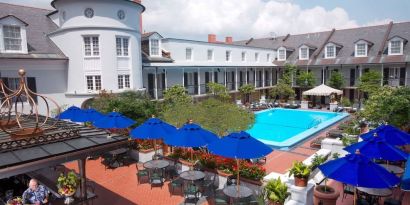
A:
[0,69,61,138]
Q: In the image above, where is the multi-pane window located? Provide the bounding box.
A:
[255,52,259,62]
[186,48,192,60]
[278,49,286,60]
[325,45,335,58]
[86,75,101,91]
[3,25,22,51]
[84,36,99,56]
[241,52,246,62]
[225,50,231,61]
[300,47,308,59]
[150,39,159,56]
[266,53,270,62]
[207,49,213,61]
[356,43,366,56]
[390,40,401,55]
[116,37,129,56]
[118,74,130,89]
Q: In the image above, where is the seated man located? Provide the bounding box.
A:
[22,179,49,205]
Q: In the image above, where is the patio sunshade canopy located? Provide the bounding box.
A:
[130,117,176,140]
[93,112,135,129]
[164,122,218,148]
[402,156,410,190]
[302,84,343,96]
[360,124,410,146]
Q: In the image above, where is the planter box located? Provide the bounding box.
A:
[138,148,163,163]
[179,159,194,172]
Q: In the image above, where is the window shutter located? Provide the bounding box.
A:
[27,77,38,103]
[383,68,389,85]
[400,67,406,86]
[183,73,188,87]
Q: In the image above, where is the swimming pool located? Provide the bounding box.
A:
[247,108,349,149]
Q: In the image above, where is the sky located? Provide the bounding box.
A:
[1,0,409,41]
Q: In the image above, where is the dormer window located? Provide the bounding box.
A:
[3,25,22,51]
[389,40,403,55]
[355,43,367,57]
[277,48,286,61]
[299,47,308,60]
[150,39,160,56]
[325,45,336,58]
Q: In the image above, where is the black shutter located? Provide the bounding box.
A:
[27,77,38,103]
[183,72,188,87]
[194,72,198,94]
[161,73,166,89]
[400,67,406,86]
[214,72,218,83]
[383,68,389,85]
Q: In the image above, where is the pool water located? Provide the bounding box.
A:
[247,108,348,149]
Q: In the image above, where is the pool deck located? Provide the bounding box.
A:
[62,113,409,205]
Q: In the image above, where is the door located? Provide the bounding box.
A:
[383,68,389,85]
[205,72,211,92]
[350,69,356,86]
[147,73,155,98]
[400,67,406,86]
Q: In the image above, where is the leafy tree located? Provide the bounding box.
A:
[358,70,382,95]
[161,98,254,136]
[296,71,316,88]
[207,82,231,102]
[270,82,295,101]
[162,85,192,106]
[327,71,344,89]
[238,84,255,104]
[281,64,296,86]
[91,91,158,124]
[359,86,410,130]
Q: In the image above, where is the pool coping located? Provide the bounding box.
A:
[249,108,349,149]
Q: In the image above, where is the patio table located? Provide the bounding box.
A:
[107,148,128,168]
[357,187,392,204]
[143,160,170,169]
[179,170,205,181]
[223,185,253,199]
[379,164,404,175]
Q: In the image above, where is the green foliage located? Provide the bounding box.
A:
[341,135,358,146]
[91,91,158,124]
[327,71,344,89]
[163,85,192,106]
[238,84,255,103]
[161,98,255,136]
[281,64,296,86]
[264,178,290,204]
[358,70,382,95]
[288,161,311,179]
[207,82,231,101]
[359,86,410,129]
[332,153,340,159]
[57,171,78,189]
[270,82,295,101]
[296,71,316,88]
[310,154,328,170]
[341,98,352,107]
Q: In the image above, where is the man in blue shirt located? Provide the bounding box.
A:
[22,179,49,205]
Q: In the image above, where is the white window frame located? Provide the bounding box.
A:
[355,42,367,57]
[0,17,28,54]
[186,47,193,61]
[277,48,286,61]
[241,51,246,62]
[118,74,131,89]
[225,50,231,62]
[85,75,102,92]
[207,49,214,61]
[116,36,129,57]
[325,44,336,59]
[255,52,259,62]
[388,39,403,55]
[149,38,160,56]
[83,35,100,57]
[299,46,309,60]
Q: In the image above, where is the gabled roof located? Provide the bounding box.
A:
[388,35,408,43]
[0,15,28,26]
[326,41,343,48]
[299,43,317,49]
[0,3,66,60]
[277,46,295,51]
[354,39,374,46]
[141,31,163,40]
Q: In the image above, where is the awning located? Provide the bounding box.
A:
[302,84,343,96]
[402,156,410,190]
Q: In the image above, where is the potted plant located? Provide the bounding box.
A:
[263,178,290,205]
[57,171,79,204]
[288,161,311,187]
[313,184,340,205]
[6,197,23,205]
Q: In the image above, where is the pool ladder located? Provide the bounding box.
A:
[308,118,322,128]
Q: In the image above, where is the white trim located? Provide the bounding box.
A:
[355,41,368,57]
[388,38,404,55]
[277,47,286,61]
[324,43,336,59]
[225,50,232,62]
[241,51,247,62]
[149,38,161,57]
[82,35,100,57]
[207,49,214,61]
[185,47,193,61]
[299,46,309,60]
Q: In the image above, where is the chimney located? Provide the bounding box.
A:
[225,36,233,44]
[208,34,216,43]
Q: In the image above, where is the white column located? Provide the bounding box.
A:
[262,68,265,87]
[224,68,227,87]
[235,67,238,91]
[271,68,273,86]
[322,67,325,84]
[245,68,248,84]
[212,68,215,82]
[197,67,201,95]
[380,64,384,86]
[164,69,168,90]
[154,68,158,100]
[182,67,185,86]
[254,68,257,87]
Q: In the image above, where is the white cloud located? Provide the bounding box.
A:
[363,18,394,26]
[142,0,359,41]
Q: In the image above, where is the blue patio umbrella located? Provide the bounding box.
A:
[360,124,410,146]
[401,156,410,190]
[164,120,218,148]
[56,106,87,122]
[93,112,135,129]
[208,131,273,192]
[319,151,400,189]
[130,117,177,153]
[344,136,408,161]
[81,108,105,122]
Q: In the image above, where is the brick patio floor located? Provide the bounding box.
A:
[63,116,409,205]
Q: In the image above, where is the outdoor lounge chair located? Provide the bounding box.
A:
[342,184,355,201]
[149,170,164,189]
[136,163,149,184]
[184,183,201,204]
[169,177,183,195]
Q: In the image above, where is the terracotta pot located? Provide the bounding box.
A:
[313,185,340,205]
[268,201,283,205]
[294,177,308,187]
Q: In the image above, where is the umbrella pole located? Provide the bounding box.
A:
[236,159,240,197]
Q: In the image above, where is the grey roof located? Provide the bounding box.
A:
[0,3,66,60]
[234,22,410,66]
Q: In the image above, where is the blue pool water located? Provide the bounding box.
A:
[247,108,348,149]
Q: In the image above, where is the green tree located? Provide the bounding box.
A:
[270,82,295,101]
[238,84,255,104]
[359,86,410,130]
[358,70,382,95]
[163,85,192,106]
[327,71,344,89]
[207,82,231,101]
[281,64,296,86]
[296,71,316,88]
[91,91,158,124]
